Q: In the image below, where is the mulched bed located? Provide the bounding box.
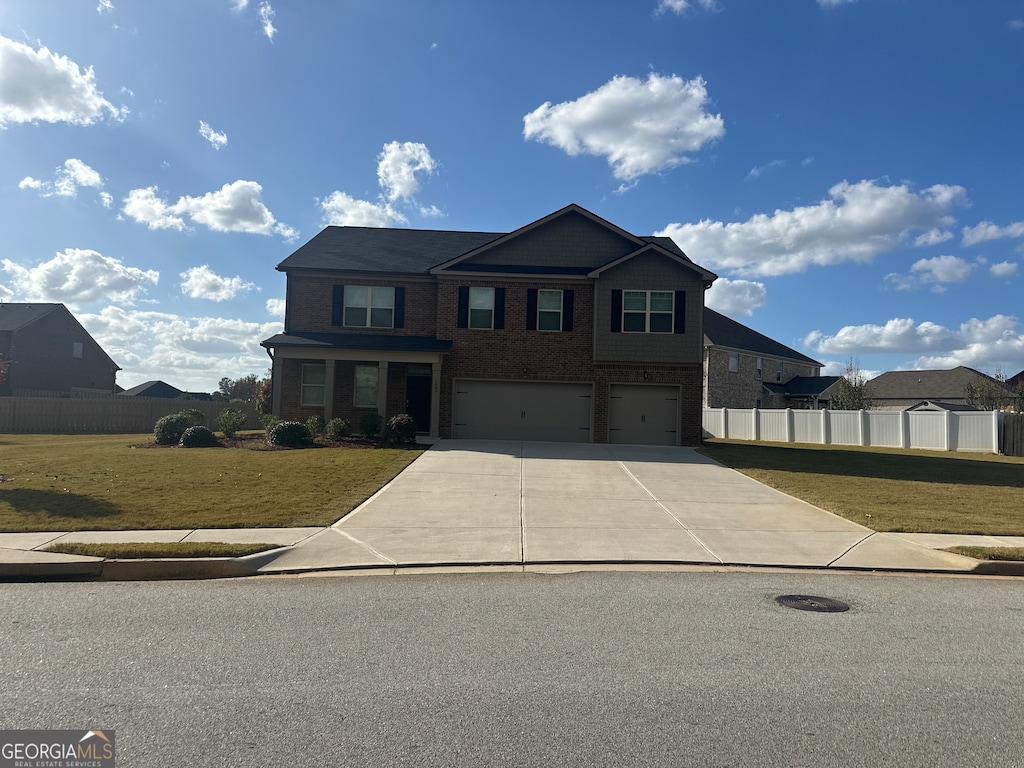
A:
[134,433,420,451]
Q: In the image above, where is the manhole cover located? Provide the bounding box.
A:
[775,594,850,613]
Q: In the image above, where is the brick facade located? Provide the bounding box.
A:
[703,347,818,409]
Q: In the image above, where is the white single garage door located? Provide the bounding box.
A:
[608,384,679,445]
[453,380,592,442]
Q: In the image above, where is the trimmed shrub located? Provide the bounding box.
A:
[154,413,193,445]
[360,412,383,438]
[178,408,206,427]
[218,408,247,438]
[267,420,313,447]
[260,413,280,435]
[178,425,219,448]
[324,418,351,441]
[383,413,417,445]
[306,414,325,438]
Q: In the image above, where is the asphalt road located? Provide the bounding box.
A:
[1,569,1022,767]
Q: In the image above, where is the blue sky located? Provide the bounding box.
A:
[1,0,1022,391]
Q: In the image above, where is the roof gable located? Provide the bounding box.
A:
[866,367,1008,400]
[0,303,61,332]
[588,242,717,283]
[703,308,821,367]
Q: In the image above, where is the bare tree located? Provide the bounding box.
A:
[830,357,873,410]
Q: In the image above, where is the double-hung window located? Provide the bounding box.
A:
[344,286,395,328]
[623,290,674,333]
[301,364,326,406]
[537,289,563,331]
[354,365,378,408]
[469,287,495,329]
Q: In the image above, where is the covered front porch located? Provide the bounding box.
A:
[261,332,451,438]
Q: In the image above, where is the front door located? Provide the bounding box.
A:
[405,373,431,433]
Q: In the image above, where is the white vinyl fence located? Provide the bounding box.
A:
[703,408,1004,453]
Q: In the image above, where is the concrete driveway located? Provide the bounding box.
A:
[259,440,976,573]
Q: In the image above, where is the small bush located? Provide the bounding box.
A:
[360,412,384,438]
[306,414,325,438]
[218,408,247,438]
[178,408,206,427]
[154,413,193,445]
[383,413,417,445]
[325,418,351,441]
[178,425,219,448]
[267,420,313,447]
[260,413,280,435]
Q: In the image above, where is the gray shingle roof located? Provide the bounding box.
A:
[261,332,453,353]
[703,308,821,367]
[0,303,60,332]
[866,367,1007,401]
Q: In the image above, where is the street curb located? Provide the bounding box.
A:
[99,557,258,581]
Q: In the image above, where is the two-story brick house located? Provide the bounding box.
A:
[261,204,717,445]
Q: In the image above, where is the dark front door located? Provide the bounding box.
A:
[405,373,431,433]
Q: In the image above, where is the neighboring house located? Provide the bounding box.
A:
[1007,369,1024,391]
[702,308,841,409]
[866,367,1010,410]
[262,204,717,445]
[120,380,184,399]
[0,303,119,396]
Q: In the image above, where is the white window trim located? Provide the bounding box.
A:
[622,290,674,334]
[468,287,495,330]
[537,289,563,332]
[728,353,738,373]
[755,358,762,380]
[301,363,326,406]
[344,286,395,329]
[354,365,378,409]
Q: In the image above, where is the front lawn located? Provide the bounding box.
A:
[0,433,422,531]
[699,440,1024,535]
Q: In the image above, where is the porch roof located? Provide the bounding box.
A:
[261,332,453,353]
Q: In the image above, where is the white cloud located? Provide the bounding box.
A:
[913,228,953,247]
[962,220,1024,246]
[745,160,785,181]
[0,34,127,127]
[657,179,969,277]
[80,305,281,392]
[199,120,228,150]
[319,191,403,227]
[258,2,277,40]
[885,255,976,292]
[180,265,256,302]
[122,180,298,240]
[18,158,110,205]
[1009,19,1024,30]
[805,315,1024,374]
[266,298,285,317]
[704,277,766,317]
[232,0,249,9]
[97,0,114,12]
[378,141,437,202]
[656,0,717,13]
[818,0,857,6]
[1,249,158,306]
[990,261,1019,278]
[523,73,725,182]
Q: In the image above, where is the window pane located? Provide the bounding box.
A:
[538,290,562,310]
[623,313,646,332]
[354,366,378,408]
[649,313,672,333]
[355,366,378,387]
[538,311,561,331]
[469,308,493,329]
[469,287,494,309]
[623,291,647,311]
[370,287,395,308]
[303,365,325,385]
[369,307,394,327]
[302,386,325,406]
[344,306,367,326]
[345,286,368,306]
[650,292,673,311]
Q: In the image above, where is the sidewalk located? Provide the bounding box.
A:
[2,440,1021,580]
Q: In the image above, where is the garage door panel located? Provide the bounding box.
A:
[454,380,592,442]
[609,384,679,446]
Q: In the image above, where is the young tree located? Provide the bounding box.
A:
[964,368,1023,412]
[830,357,873,411]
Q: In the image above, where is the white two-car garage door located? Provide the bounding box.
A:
[453,380,592,442]
[608,384,679,445]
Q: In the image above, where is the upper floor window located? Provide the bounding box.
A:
[72,342,84,359]
[728,353,738,373]
[623,290,673,333]
[756,358,762,380]
[457,286,505,330]
[344,286,394,328]
[776,361,783,382]
[537,290,563,331]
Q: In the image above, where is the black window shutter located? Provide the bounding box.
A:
[526,289,538,331]
[457,286,469,328]
[610,289,622,333]
[562,289,574,332]
[494,287,506,329]
[332,285,344,326]
[394,287,405,329]
[674,290,686,334]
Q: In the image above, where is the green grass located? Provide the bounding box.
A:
[698,440,1024,535]
[0,433,422,532]
[944,546,1024,562]
[42,541,280,559]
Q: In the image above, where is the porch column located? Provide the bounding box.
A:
[376,361,389,420]
[430,361,442,439]
[271,354,283,416]
[323,360,335,423]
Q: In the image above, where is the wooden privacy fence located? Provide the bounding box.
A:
[703,408,1006,454]
[0,397,262,434]
[1003,414,1024,457]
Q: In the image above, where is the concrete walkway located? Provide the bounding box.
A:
[1,440,1019,579]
